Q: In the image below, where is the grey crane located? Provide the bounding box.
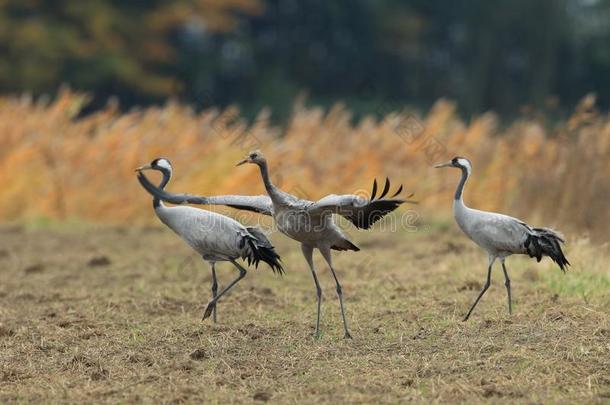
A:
[135,158,283,323]
[435,156,569,321]
[137,150,414,338]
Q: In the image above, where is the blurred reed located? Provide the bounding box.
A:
[0,90,608,240]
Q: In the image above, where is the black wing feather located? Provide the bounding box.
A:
[380,177,391,199]
[370,178,378,200]
[350,199,404,229]
[345,178,413,229]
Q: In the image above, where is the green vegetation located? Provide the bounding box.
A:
[546,268,610,306]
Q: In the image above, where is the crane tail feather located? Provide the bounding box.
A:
[331,239,360,251]
[525,228,570,272]
[244,227,284,275]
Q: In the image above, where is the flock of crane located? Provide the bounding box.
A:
[135,151,569,338]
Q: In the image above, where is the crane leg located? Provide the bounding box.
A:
[501,259,512,315]
[320,247,352,339]
[202,260,247,321]
[463,256,495,321]
[302,244,322,339]
[211,262,218,323]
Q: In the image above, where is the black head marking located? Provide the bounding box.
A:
[451,156,470,169]
[151,157,172,170]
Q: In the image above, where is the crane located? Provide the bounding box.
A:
[435,156,569,321]
[135,158,283,323]
[137,151,414,338]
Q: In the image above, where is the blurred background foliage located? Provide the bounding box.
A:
[1,0,609,121]
[1,1,610,235]
[1,90,608,240]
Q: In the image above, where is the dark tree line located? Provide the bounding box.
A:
[1,0,608,120]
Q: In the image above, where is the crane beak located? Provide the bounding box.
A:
[236,158,249,166]
[434,161,452,169]
[135,164,152,172]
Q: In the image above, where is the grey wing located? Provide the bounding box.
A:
[207,195,273,216]
[472,213,530,254]
[137,172,273,215]
[306,178,415,229]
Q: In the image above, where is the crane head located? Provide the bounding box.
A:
[236,150,266,166]
[434,156,471,171]
[135,157,173,173]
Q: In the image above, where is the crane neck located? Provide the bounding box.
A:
[257,160,276,195]
[454,165,470,202]
[154,168,172,208]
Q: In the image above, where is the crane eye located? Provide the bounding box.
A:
[250,153,256,159]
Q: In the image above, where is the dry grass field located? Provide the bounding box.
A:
[1,91,609,403]
[1,221,608,403]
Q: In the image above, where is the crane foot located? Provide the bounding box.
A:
[202,302,216,321]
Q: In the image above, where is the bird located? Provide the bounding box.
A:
[137,150,414,339]
[435,156,569,321]
[135,157,283,323]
